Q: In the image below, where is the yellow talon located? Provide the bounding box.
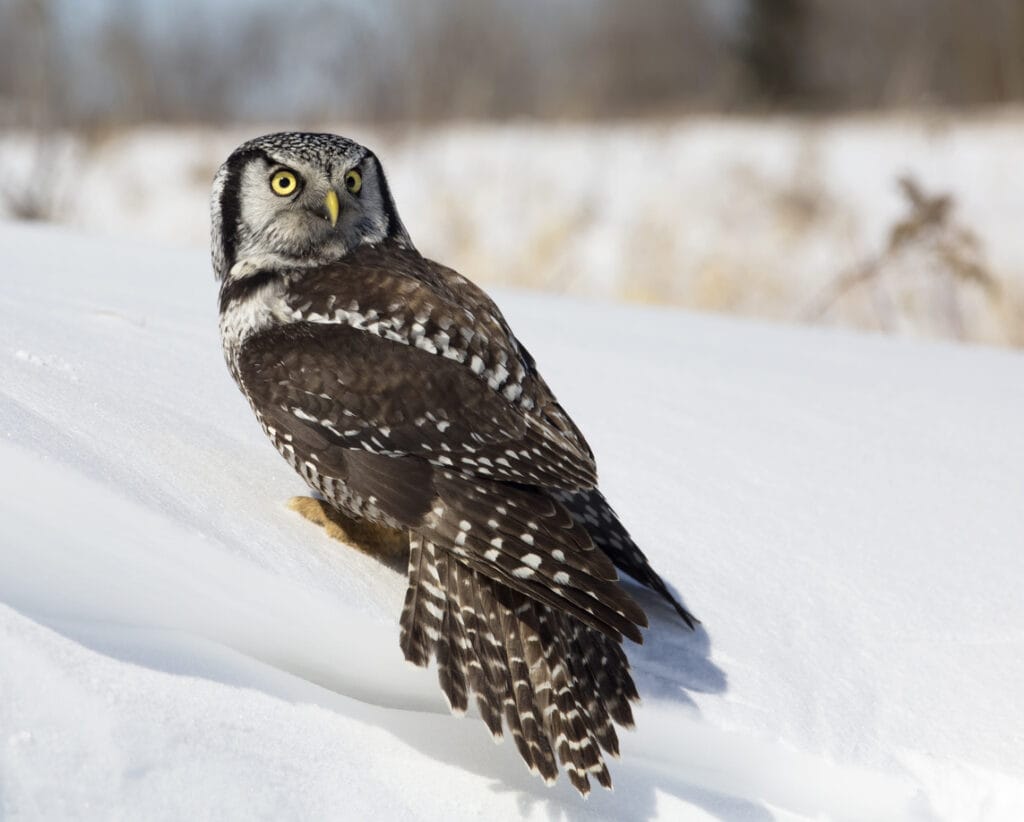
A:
[287,496,407,563]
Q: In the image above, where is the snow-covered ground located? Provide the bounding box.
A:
[3,113,1024,346]
[2,220,1023,820]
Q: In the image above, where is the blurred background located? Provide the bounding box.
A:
[2,0,1024,346]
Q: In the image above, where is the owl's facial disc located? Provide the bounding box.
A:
[231,152,393,273]
[211,132,413,281]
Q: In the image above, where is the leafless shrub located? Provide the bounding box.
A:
[803,176,1001,341]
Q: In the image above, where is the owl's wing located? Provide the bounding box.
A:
[239,321,647,644]
[421,255,598,464]
[242,316,597,490]
[272,249,599,485]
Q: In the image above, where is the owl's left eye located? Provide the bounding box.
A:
[345,169,362,194]
[270,169,300,196]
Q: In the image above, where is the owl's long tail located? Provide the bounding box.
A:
[399,534,638,795]
[552,488,698,629]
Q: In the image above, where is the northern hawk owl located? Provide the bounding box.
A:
[211,132,695,794]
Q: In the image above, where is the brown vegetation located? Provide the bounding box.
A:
[804,176,1004,342]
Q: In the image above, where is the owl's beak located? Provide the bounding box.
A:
[322,190,340,227]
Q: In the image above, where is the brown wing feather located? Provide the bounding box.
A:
[240,322,595,489]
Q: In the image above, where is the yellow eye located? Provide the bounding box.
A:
[345,169,362,194]
[270,170,299,196]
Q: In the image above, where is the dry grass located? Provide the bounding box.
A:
[3,116,1023,349]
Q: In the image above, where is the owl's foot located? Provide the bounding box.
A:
[287,496,408,562]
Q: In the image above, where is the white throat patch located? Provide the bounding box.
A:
[219,267,294,369]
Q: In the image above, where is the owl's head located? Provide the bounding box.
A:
[210,132,411,281]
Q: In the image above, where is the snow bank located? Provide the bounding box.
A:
[1,220,1022,820]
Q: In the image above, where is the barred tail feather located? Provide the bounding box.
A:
[399,535,641,795]
[399,535,444,666]
[435,549,469,713]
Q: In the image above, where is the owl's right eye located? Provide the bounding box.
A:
[270,169,300,196]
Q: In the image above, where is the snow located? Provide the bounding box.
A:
[2,219,1024,820]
